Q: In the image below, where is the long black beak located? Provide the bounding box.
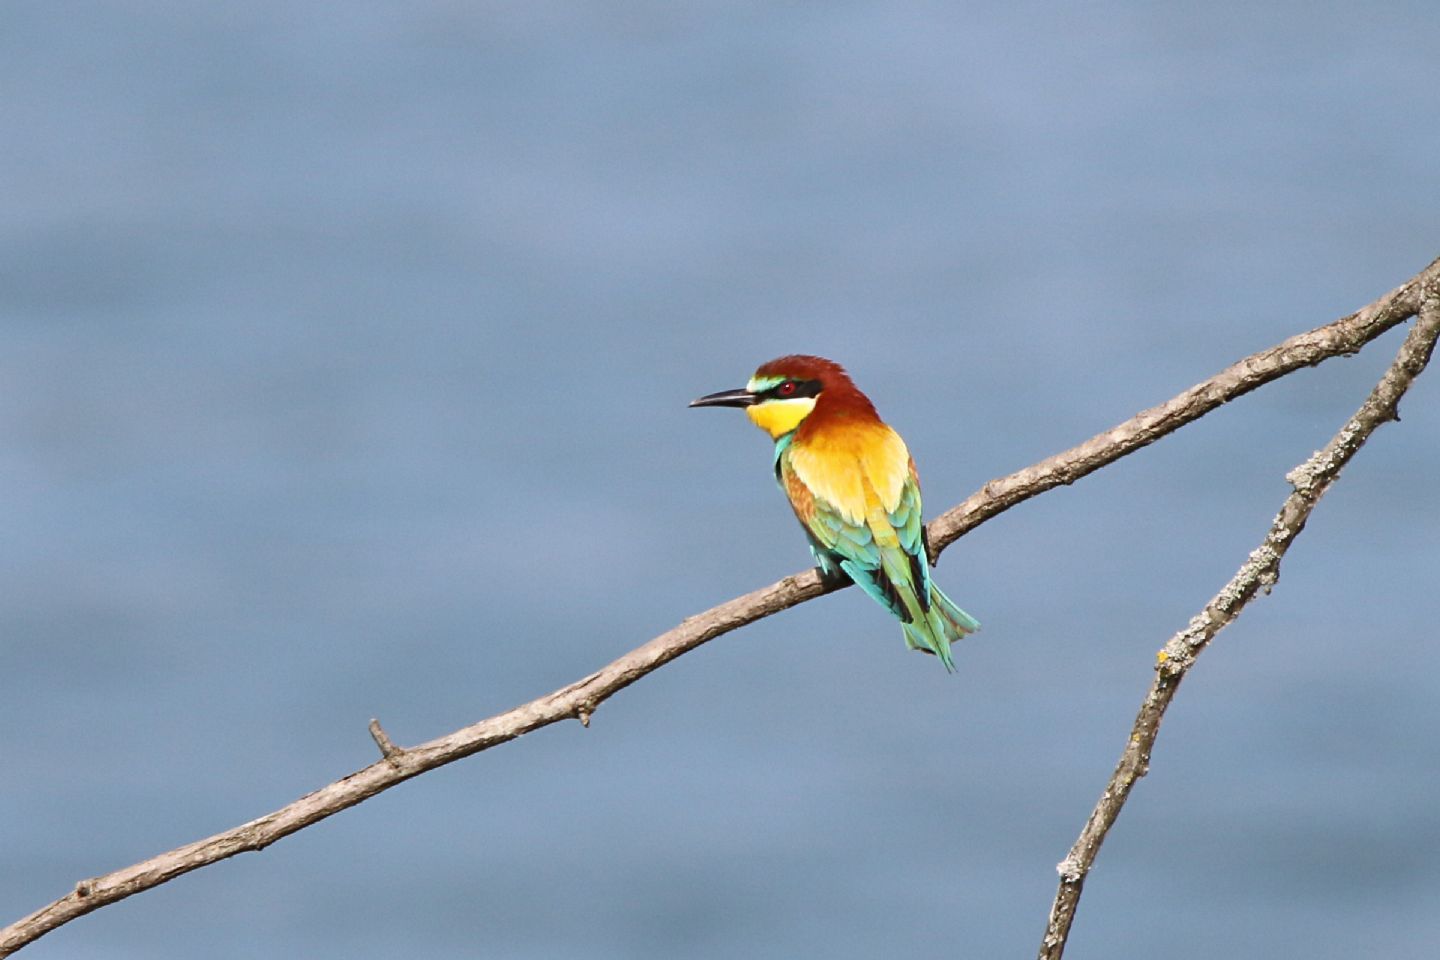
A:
[689,387,757,409]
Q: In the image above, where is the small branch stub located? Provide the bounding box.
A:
[368,719,403,760]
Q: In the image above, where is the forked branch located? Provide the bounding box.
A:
[1037,288,1440,959]
[2,257,1438,958]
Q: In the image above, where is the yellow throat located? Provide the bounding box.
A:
[745,397,817,438]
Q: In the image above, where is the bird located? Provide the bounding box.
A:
[690,355,978,671]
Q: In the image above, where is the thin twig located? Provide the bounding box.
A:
[1036,289,1440,960]
[367,719,403,761]
[2,257,1437,958]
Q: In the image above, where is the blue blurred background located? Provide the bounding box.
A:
[3,3,1439,957]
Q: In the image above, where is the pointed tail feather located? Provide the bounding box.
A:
[902,618,957,672]
[932,584,980,636]
[900,585,979,673]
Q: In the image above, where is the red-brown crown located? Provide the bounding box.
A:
[754,354,850,387]
[753,355,880,422]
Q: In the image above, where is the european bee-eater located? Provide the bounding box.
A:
[691,355,979,671]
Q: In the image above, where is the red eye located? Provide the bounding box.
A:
[777,380,797,396]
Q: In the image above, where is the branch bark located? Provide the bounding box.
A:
[3,257,1438,958]
[928,257,1440,555]
[1037,285,1440,959]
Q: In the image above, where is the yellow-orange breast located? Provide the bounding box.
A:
[787,419,910,526]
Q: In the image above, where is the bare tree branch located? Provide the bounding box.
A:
[3,256,1437,958]
[928,257,1440,554]
[1037,285,1440,959]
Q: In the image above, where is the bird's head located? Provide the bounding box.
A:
[689,355,862,439]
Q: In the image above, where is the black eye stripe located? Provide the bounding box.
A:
[762,379,822,401]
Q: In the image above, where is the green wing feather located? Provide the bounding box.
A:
[778,450,978,671]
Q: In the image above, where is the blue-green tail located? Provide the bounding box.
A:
[900,585,980,673]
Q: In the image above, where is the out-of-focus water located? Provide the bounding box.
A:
[3,3,1438,957]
